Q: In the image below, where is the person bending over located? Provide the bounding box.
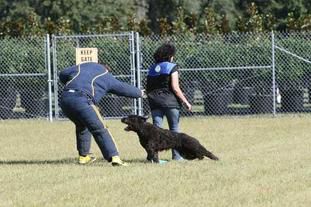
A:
[59,62,144,166]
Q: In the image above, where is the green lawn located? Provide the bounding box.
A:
[0,115,310,207]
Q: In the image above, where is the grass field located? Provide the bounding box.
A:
[0,115,310,207]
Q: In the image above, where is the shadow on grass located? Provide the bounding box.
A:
[125,158,149,164]
[124,158,171,164]
[0,158,77,165]
[0,158,174,165]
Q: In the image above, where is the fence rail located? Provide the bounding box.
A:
[0,32,310,121]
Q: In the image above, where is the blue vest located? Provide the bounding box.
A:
[148,62,176,76]
[146,62,181,109]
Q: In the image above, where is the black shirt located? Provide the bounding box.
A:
[146,62,181,109]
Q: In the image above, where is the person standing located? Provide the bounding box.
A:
[146,43,192,161]
[59,62,144,166]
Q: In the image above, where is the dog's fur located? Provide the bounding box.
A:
[121,115,219,163]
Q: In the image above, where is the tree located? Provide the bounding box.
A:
[0,0,137,35]
[246,2,264,32]
[202,6,219,35]
[234,0,309,30]
[147,0,178,34]
[0,0,310,36]
[171,7,189,34]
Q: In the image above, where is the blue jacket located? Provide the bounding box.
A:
[59,62,142,104]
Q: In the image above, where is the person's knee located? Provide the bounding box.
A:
[90,127,108,135]
[168,120,179,132]
[153,120,162,128]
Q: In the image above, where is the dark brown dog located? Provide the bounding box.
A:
[121,115,219,163]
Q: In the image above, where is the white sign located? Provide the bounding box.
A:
[75,48,98,65]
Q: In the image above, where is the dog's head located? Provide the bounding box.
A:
[121,115,148,132]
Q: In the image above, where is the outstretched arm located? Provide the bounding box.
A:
[107,74,143,98]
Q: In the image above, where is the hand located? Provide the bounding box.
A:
[141,89,147,98]
[183,102,192,112]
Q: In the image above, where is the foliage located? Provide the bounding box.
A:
[139,31,310,93]
[0,1,310,37]
[158,17,172,36]
[53,40,77,70]
[90,38,132,75]
[147,0,178,34]
[0,37,46,73]
[202,7,219,35]
[171,7,189,35]
[276,33,311,89]
[246,2,264,32]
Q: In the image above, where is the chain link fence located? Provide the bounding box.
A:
[52,33,137,119]
[0,32,310,120]
[139,32,311,117]
[0,36,49,119]
[274,32,311,113]
[138,33,275,116]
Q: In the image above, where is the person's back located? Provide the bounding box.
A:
[60,62,142,104]
[59,62,143,166]
[146,61,181,109]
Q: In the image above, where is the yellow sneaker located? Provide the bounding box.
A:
[111,156,128,167]
[78,154,96,165]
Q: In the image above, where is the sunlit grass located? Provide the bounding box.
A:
[0,115,310,207]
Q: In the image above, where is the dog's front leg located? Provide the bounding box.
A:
[146,148,159,163]
[146,151,153,162]
[152,151,159,163]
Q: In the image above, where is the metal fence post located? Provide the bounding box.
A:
[271,31,276,116]
[46,34,53,122]
[130,31,138,115]
[52,35,59,119]
[135,32,142,116]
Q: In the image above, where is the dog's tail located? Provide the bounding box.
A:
[204,149,219,161]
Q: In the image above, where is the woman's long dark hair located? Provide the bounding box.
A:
[153,43,176,63]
